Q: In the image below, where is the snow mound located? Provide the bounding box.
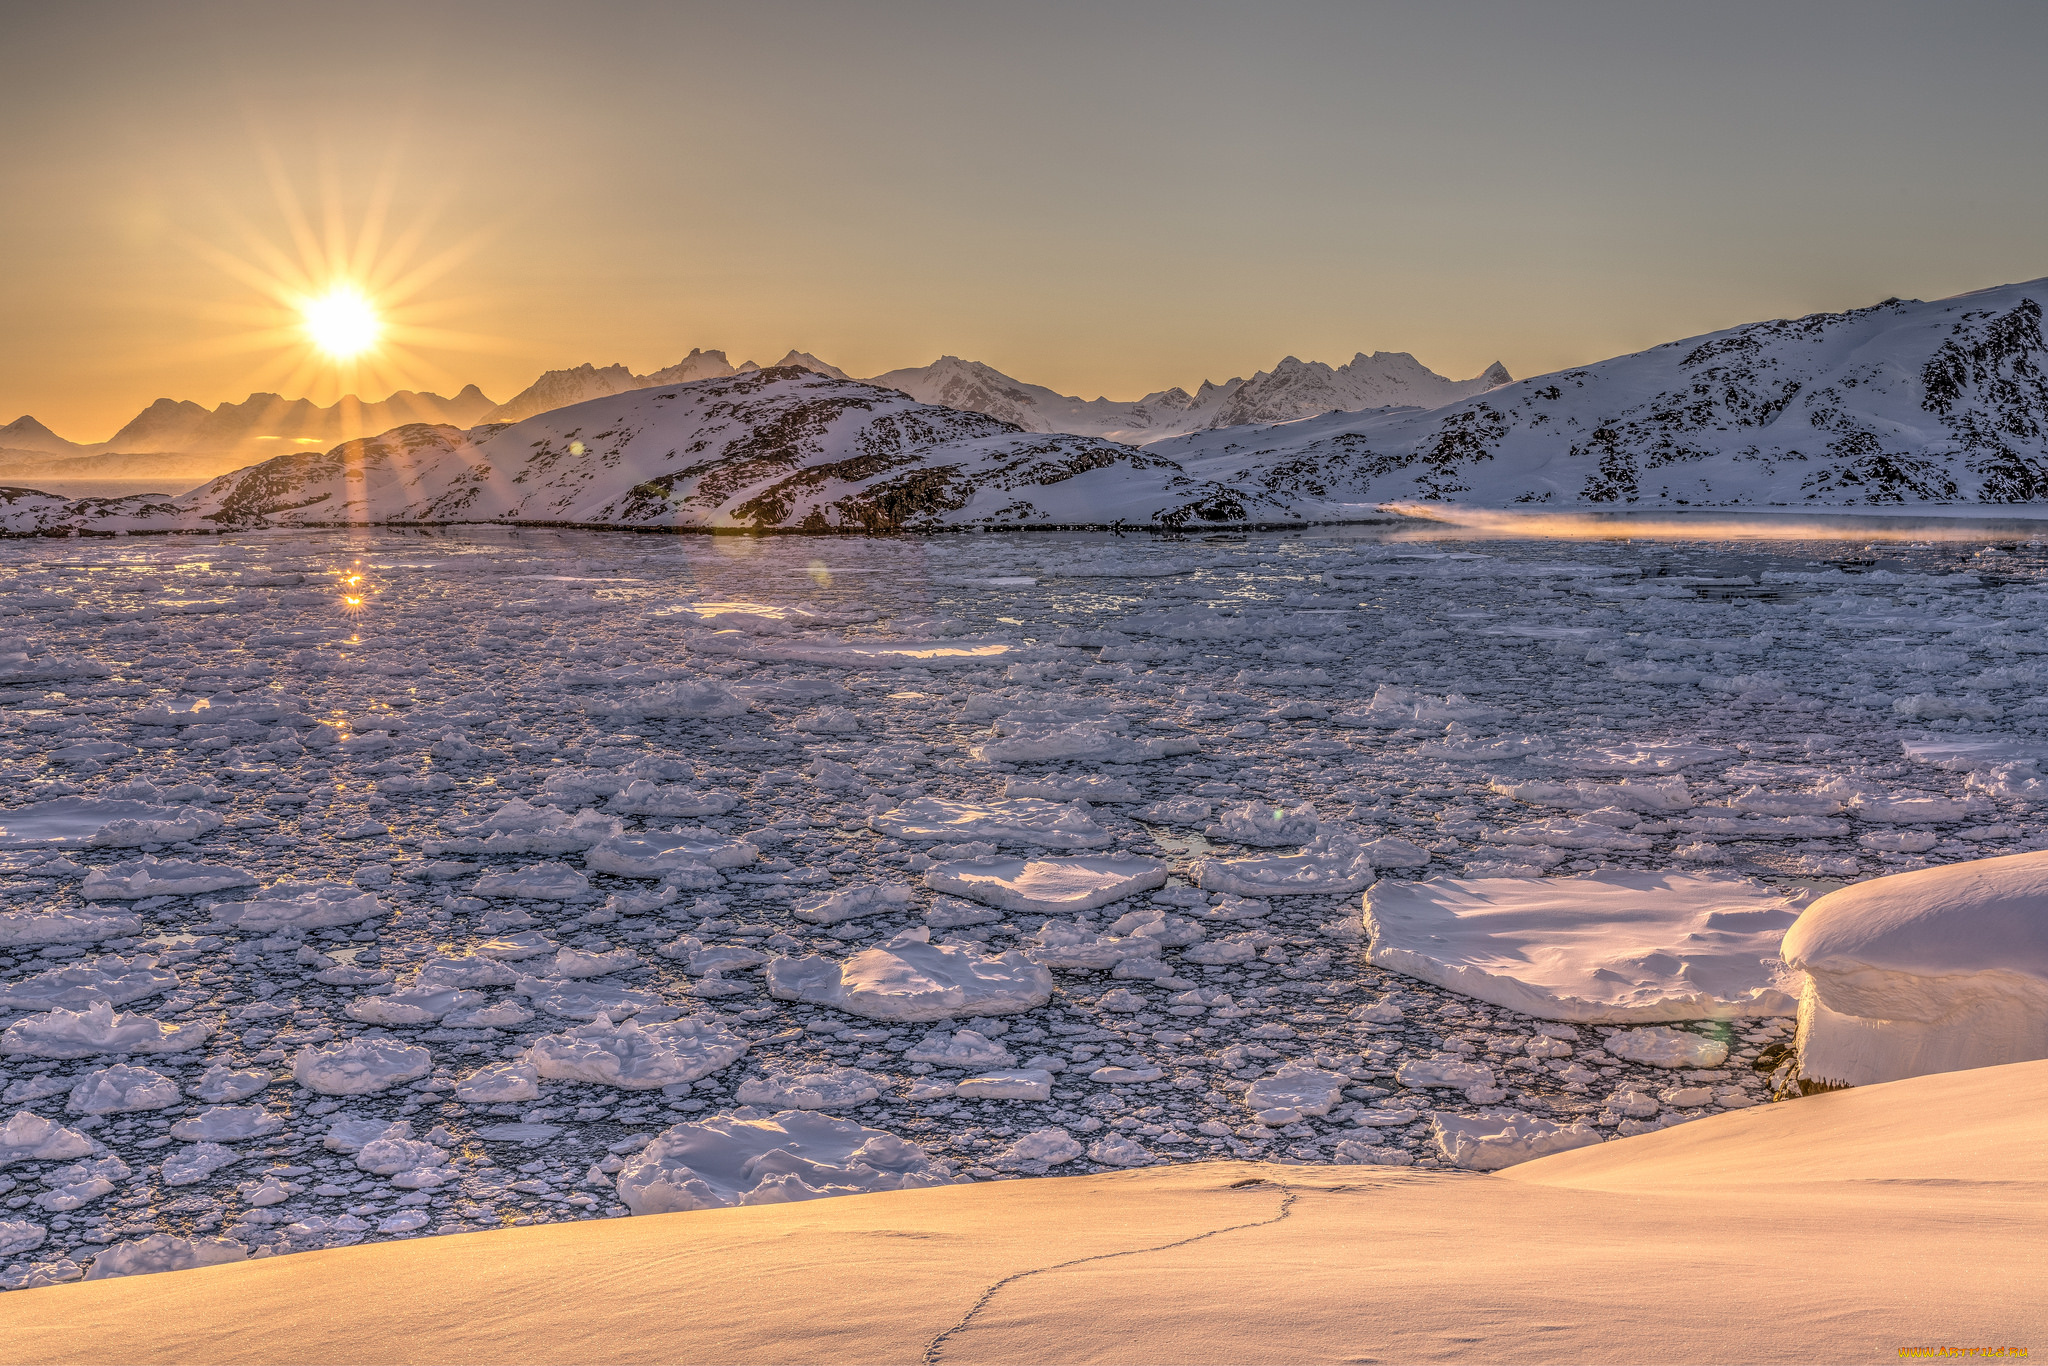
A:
[1193,831,1374,896]
[1363,871,1806,1022]
[766,928,1053,1021]
[80,857,256,900]
[1,1001,213,1059]
[1431,1112,1604,1170]
[735,1068,890,1110]
[613,1111,955,1213]
[525,1014,749,1089]
[1782,850,2048,1086]
[292,1038,432,1094]
[869,797,1111,849]
[925,854,1168,914]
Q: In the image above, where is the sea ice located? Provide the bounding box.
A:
[734,1068,890,1109]
[1,1002,213,1059]
[525,1014,749,1089]
[454,1061,541,1103]
[904,1029,1014,1067]
[1245,1067,1348,1125]
[925,854,1168,914]
[955,1070,1052,1101]
[159,1142,242,1186]
[1363,872,1806,1022]
[766,929,1053,1021]
[82,1234,246,1281]
[1782,850,2048,1086]
[211,882,388,933]
[999,1127,1082,1163]
[0,908,143,949]
[584,830,757,878]
[1430,1112,1604,1170]
[613,1110,954,1213]
[292,1038,432,1094]
[0,957,176,1013]
[169,1106,284,1142]
[66,1066,179,1116]
[791,883,914,924]
[870,797,1112,849]
[1604,1027,1730,1069]
[0,798,216,848]
[187,1066,271,1104]
[80,857,256,900]
[1205,802,1322,847]
[0,1113,93,1167]
[1193,830,1374,896]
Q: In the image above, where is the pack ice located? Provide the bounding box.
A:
[613,1111,955,1213]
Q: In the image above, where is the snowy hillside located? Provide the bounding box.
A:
[0,368,1231,535]
[868,352,1510,443]
[1151,278,2048,509]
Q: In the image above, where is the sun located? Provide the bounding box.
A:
[302,287,382,359]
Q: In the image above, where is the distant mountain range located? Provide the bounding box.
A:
[8,276,2047,536]
[1,347,1508,470]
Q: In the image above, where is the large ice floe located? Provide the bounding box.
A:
[1782,850,2048,1086]
[1363,872,1807,1021]
[11,520,2048,1279]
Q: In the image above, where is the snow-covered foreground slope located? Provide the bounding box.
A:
[1153,278,2048,511]
[0,368,1236,536]
[3,1064,2039,1363]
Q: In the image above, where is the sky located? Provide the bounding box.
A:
[3,0,2045,441]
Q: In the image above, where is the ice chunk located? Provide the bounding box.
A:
[1003,775,1141,803]
[1245,1066,1348,1125]
[956,1069,1052,1101]
[792,883,914,924]
[584,830,757,878]
[0,1220,46,1258]
[212,882,388,933]
[1363,872,1805,1022]
[1489,776,1694,813]
[66,1065,180,1116]
[81,857,256,900]
[412,955,522,989]
[870,797,1112,850]
[1782,851,2048,1087]
[0,1112,93,1167]
[0,907,143,949]
[439,800,622,855]
[1085,1134,1155,1166]
[735,1068,890,1109]
[1361,836,1431,867]
[1527,742,1735,774]
[1193,830,1374,896]
[605,781,738,818]
[0,956,176,1012]
[525,1014,749,1089]
[187,1065,271,1104]
[455,1061,541,1103]
[925,854,1168,915]
[1604,1027,1730,1069]
[905,1029,1014,1068]
[615,1111,954,1214]
[971,720,1197,765]
[1431,1112,1603,1170]
[1134,797,1213,827]
[83,1233,247,1281]
[344,986,487,1025]
[515,977,662,1020]
[169,1105,284,1142]
[0,797,223,849]
[292,1038,432,1094]
[357,1132,447,1177]
[1205,802,1321,847]
[1,1001,213,1059]
[1331,1138,1414,1166]
[766,928,1053,1021]
[160,1142,242,1186]
[585,679,751,721]
[1395,1057,1496,1091]
[473,862,592,901]
[999,1127,1082,1163]
[545,947,639,979]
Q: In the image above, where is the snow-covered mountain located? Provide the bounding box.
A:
[867,352,1511,442]
[1141,277,2048,512]
[0,368,1229,536]
[1,387,501,460]
[0,414,80,455]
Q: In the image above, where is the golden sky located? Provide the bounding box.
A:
[4,0,2045,440]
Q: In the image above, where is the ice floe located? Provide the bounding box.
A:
[925,854,1168,914]
[525,1014,749,1089]
[1430,1112,1603,1170]
[734,1068,890,1109]
[767,928,1053,1021]
[80,857,256,900]
[869,797,1111,849]
[1193,830,1374,896]
[291,1038,432,1094]
[1364,872,1806,1022]
[613,1111,955,1213]
[1,1002,213,1059]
